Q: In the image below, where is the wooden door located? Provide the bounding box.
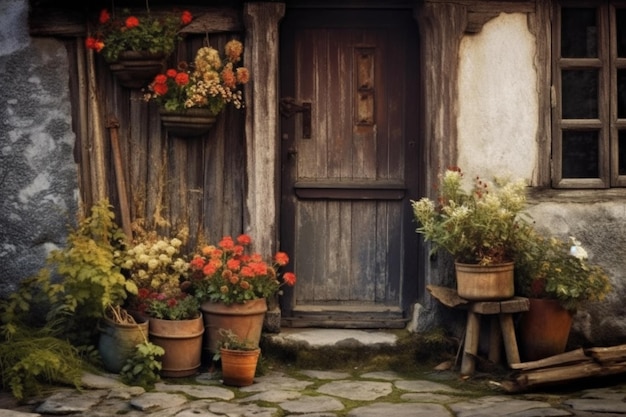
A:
[279,8,420,328]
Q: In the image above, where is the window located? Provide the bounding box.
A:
[553,1,626,187]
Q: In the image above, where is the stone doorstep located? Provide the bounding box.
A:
[263,328,399,350]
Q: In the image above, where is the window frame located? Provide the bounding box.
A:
[552,0,622,188]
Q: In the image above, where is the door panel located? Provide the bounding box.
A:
[280,9,419,328]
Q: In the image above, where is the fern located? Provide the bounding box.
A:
[0,328,84,400]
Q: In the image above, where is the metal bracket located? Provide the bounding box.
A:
[280,97,311,139]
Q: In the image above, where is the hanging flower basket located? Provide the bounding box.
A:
[159,108,217,138]
[108,51,167,88]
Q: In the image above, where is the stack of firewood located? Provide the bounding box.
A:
[502,345,626,392]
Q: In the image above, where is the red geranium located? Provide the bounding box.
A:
[189,234,296,305]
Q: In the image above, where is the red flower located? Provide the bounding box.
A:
[98,9,110,24]
[166,68,177,78]
[153,82,168,96]
[233,245,244,256]
[174,72,190,86]
[137,288,151,299]
[236,234,252,245]
[283,272,297,286]
[85,37,105,52]
[240,266,255,278]
[167,298,178,308]
[190,256,205,270]
[154,74,167,84]
[226,258,241,271]
[274,252,289,266]
[181,10,193,25]
[203,262,218,276]
[125,16,140,29]
[219,236,235,250]
[221,67,236,89]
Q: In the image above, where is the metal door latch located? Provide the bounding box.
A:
[280,97,311,139]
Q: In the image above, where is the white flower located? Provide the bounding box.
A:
[569,236,588,260]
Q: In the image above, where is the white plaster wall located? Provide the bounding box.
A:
[457,13,538,183]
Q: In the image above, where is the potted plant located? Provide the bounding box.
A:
[120,232,204,377]
[411,167,529,300]
[142,40,250,137]
[213,328,261,387]
[85,5,193,88]
[188,234,296,355]
[513,226,612,360]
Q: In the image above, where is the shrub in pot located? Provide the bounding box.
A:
[513,226,612,360]
[411,167,529,300]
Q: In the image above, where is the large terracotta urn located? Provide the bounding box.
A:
[200,298,267,355]
[518,298,573,361]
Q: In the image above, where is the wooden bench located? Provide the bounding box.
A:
[427,285,530,376]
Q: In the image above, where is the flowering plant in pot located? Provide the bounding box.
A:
[85,6,193,63]
[119,231,205,377]
[143,39,250,134]
[119,232,191,309]
[188,234,296,353]
[188,234,296,305]
[513,227,612,311]
[411,167,529,300]
[513,226,612,360]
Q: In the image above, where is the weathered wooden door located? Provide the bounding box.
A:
[279,8,420,328]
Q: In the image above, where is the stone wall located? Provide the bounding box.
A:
[0,0,79,298]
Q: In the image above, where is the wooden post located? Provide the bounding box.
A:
[106,115,133,242]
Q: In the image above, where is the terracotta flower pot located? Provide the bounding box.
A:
[518,298,573,362]
[148,315,204,377]
[200,298,267,355]
[219,347,261,387]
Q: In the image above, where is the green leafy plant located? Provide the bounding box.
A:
[411,167,529,265]
[143,41,250,115]
[514,226,612,311]
[85,5,193,62]
[212,328,258,362]
[0,324,84,400]
[120,340,165,389]
[0,199,161,399]
[188,234,296,305]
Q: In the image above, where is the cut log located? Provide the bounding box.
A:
[510,360,626,391]
[509,348,588,371]
[586,344,626,364]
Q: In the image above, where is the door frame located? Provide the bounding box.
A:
[277,4,422,328]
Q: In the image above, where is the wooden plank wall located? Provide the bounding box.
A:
[56,8,248,252]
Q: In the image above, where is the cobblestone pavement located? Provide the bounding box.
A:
[2,367,626,417]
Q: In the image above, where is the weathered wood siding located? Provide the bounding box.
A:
[57,9,248,251]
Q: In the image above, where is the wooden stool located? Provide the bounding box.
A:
[460,297,529,376]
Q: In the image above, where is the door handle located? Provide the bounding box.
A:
[280,97,311,139]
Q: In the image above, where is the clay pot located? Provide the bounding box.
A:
[518,298,573,361]
[148,315,204,377]
[219,348,261,387]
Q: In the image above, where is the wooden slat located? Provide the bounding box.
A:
[510,348,589,371]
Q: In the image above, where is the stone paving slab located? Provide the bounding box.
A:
[347,402,452,417]
[4,369,626,416]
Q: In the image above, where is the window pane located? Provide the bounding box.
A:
[619,69,626,118]
[617,130,626,175]
[617,8,626,57]
[562,70,598,118]
[562,131,599,178]
[561,8,597,58]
